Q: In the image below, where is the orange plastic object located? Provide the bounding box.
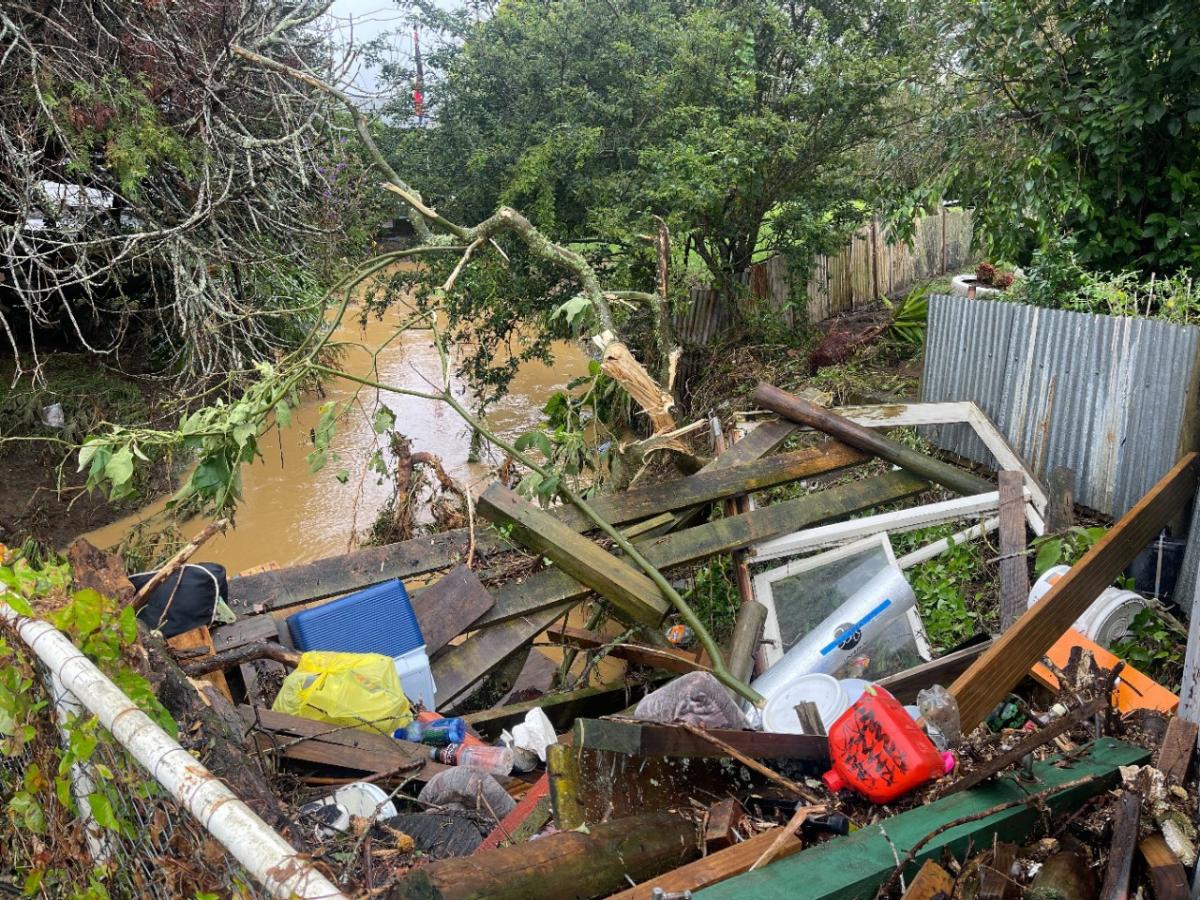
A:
[1030,629,1178,714]
[822,684,954,804]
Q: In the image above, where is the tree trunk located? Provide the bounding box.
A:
[388,811,698,899]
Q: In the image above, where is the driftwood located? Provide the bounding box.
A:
[181,641,301,677]
[388,811,698,900]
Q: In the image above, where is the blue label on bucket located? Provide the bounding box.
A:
[818,599,892,656]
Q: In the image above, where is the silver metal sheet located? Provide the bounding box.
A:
[921,294,1200,517]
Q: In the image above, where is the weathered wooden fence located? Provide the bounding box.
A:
[675,207,974,343]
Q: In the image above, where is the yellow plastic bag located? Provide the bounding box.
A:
[272,651,413,734]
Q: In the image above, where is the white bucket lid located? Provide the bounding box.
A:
[334,781,398,821]
[1029,565,1146,647]
[1081,589,1146,647]
[762,673,849,734]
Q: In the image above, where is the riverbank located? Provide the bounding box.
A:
[0,354,176,549]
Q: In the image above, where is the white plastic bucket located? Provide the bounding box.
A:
[761,673,849,734]
[1028,565,1146,647]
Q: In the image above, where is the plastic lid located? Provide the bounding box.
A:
[822,768,846,793]
[762,673,848,734]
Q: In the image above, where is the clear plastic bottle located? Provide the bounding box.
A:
[431,743,514,777]
[916,685,962,747]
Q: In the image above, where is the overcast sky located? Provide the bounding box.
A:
[322,0,413,96]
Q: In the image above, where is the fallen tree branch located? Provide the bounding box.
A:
[181,641,301,677]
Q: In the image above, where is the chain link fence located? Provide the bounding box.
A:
[0,654,263,898]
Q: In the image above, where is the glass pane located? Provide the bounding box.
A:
[768,544,924,679]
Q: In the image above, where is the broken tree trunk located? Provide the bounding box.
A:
[388,811,698,900]
[141,628,299,841]
[949,453,1199,731]
[752,381,994,497]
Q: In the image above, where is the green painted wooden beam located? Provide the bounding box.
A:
[697,738,1150,900]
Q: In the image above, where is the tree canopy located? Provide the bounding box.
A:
[892,0,1200,273]
[0,1,379,386]
[381,0,925,292]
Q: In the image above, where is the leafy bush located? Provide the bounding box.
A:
[1008,239,1200,324]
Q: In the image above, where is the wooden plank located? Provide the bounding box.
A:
[696,739,1151,900]
[475,774,551,853]
[1139,834,1190,900]
[573,718,830,764]
[547,625,707,674]
[949,453,1199,731]
[409,564,494,655]
[1099,792,1140,900]
[704,798,745,852]
[433,471,929,705]
[224,421,817,617]
[474,469,930,630]
[1047,466,1075,533]
[553,441,866,532]
[1154,718,1198,787]
[478,483,670,627]
[665,418,798,533]
[610,827,804,900]
[997,470,1029,631]
[877,640,992,704]
[239,705,446,781]
[166,626,231,701]
[901,860,955,900]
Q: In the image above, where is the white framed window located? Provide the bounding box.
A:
[753,534,932,678]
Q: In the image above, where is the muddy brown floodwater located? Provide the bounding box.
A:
[87,300,589,576]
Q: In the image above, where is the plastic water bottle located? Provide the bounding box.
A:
[916,685,961,747]
[395,717,467,746]
[431,743,514,777]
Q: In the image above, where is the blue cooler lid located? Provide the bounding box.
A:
[286,579,424,656]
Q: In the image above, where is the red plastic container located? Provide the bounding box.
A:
[822,684,954,803]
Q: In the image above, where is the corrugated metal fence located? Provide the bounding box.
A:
[675,208,974,343]
[920,294,1200,517]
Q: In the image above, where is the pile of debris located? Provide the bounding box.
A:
[86,382,1199,898]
